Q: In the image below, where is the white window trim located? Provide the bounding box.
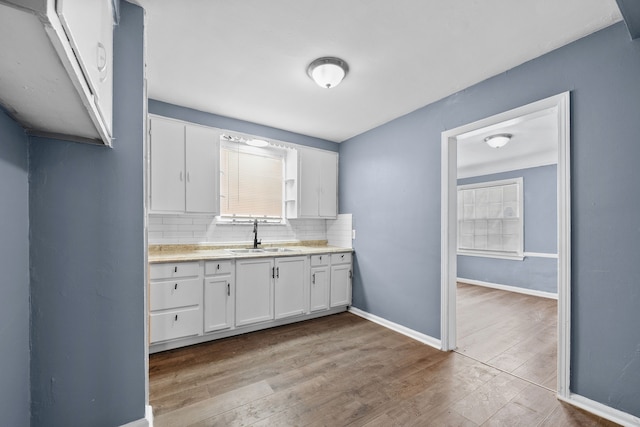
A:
[457,177,524,260]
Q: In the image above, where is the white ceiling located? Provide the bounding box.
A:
[457,109,558,178]
[138,0,621,143]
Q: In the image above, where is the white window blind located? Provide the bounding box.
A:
[220,143,283,219]
[457,177,524,259]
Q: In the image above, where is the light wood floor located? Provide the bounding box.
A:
[456,282,557,390]
[149,312,618,426]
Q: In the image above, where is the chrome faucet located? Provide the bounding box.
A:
[253,219,261,249]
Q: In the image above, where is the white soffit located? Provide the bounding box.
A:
[138,0,621,142]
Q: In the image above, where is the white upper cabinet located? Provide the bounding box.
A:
[150,118,185,212]
[57,0,113,137]
[0,0,114,145]
[185,125,220,213]
[149,116,220,214]
[297,147,338,219]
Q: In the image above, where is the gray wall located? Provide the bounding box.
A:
[29,2,146,425]
[0,110,30,426]
[340,22,640,417]
[149,100,338,152]
[457,165,558,293]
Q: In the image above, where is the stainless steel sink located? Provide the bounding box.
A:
[262,247,295,253]
[226,248,265,254]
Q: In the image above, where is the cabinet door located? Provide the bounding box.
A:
[317,150,338,218]
[330,264,352,307]
[275,257,307,319]
[299,148,320,217]
[204,277,233,333]
[310,266,330,312]
[150,118,185,212]
[298,148,338,218]
[236,259,274,327]
[57,0,113,136]
[185,125,220,213]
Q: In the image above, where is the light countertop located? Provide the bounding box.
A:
[149,240,353,263]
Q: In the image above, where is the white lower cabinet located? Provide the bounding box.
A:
[310,254,330,312]
[149,251,352,352]
[275,256,307,319]
[235,258,274,327]
[150,307,201,343]
[149,262,202,344]
[330,253,353,307]
[204,260,234,333]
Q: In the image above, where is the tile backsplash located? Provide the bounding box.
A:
[148,214,328,245]
[327,214,353,248]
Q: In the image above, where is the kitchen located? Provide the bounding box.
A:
[1,1,640,426]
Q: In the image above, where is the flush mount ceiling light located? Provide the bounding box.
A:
[484,133,512,149]
[307,57,349,89]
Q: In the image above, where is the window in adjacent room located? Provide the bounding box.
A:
[457,177,524,260]
[219,140,285,221]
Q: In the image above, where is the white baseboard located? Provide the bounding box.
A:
[120,405,153,427]
[458,277,558,300]
[348,307,442,350]
[558,393,640,427]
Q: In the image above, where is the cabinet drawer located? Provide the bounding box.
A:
[150,307,201,343]
[150,262,200,280]
[331,252,352,265]
[310,254,329,267]
[150,277,201,311]
[205,260,233,276]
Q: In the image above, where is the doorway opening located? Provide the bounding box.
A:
[440,92,571,398]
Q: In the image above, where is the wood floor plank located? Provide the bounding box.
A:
[154,380,273,427]
[456,282,558,390]
[149,311,619,426]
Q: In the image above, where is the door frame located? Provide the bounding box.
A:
[440,92,571,398]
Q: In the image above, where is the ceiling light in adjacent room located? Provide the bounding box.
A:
[307,57,349,89]
[484,133,512,148]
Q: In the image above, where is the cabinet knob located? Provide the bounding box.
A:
[174,283,178,290]
[349,270,353,279]
[174,314,178,321]
[319,256,322,262]
[96,42,107,81]
[227,283,230,296]
[276,267,280,279]
[174,266,178,273]
[312,273,316,284]
[217,264,220,270]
